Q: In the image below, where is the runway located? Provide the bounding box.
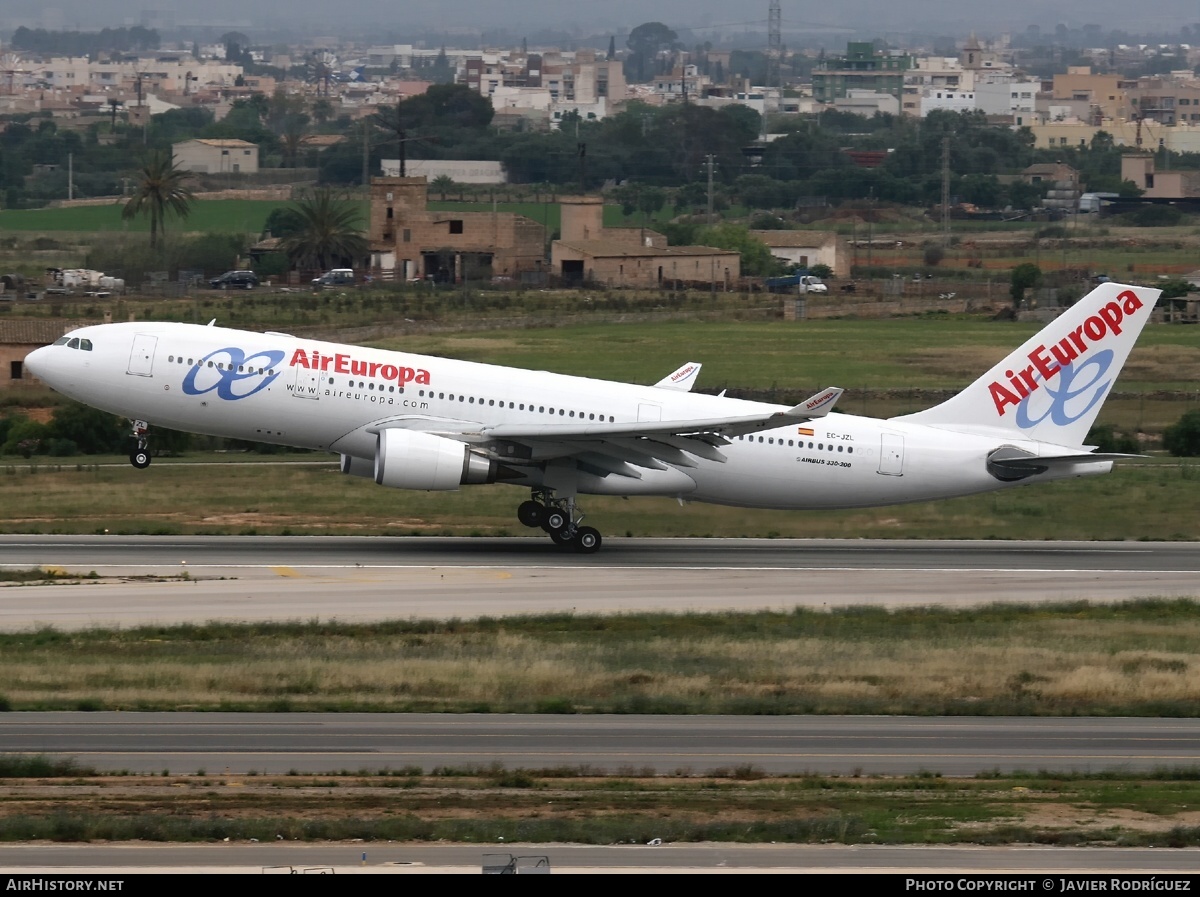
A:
[4,843,1199,874]
[2,537,1199,873]
[3,712,1199,777]
[0,536,1197,630]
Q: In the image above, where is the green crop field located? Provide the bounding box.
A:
[0,198,709,237]
[0,199,301,235]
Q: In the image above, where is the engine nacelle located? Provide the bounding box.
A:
[374,429,498,491]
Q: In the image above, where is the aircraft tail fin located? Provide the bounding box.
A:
[896,282,1160,446]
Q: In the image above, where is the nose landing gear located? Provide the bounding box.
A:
[516,491,603,553]
[129,419,151,469]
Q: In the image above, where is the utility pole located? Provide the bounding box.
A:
[396,95,406,177]
[940,135,951,246]
[361,117,370,187]
[705,154,716,226]
[766,0,781,139]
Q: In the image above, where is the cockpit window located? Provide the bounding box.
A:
[53,336,70,346]
[67,338,80,349]
[79,339,93,351]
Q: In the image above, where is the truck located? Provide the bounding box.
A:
[764,273,828,294]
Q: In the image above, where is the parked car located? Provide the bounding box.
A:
[312,269,356,288]
[210,270,259,290]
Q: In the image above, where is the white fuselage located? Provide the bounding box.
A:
[28,321,1109,510]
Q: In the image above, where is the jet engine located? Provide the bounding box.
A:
[373,428,498,491]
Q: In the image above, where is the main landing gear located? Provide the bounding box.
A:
[129,419,151,469]
[517,490,602,553]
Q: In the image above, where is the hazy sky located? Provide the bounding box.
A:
[4,1,1198,41]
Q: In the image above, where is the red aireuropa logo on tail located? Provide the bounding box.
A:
[988,289,1143,417]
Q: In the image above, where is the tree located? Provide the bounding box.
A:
[278,189,367,272]
[311,98,335,125]
[121,149,194,250]
[1163,410,1200,457]
[626,22,678,82]
[694,223,782,276]
[1010,262,1042,309]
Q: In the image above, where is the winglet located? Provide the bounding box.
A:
[654,362,702,392]
[788,387,843,419]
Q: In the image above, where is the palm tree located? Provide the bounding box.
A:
[278,188,367,272]
[122,149,194,250]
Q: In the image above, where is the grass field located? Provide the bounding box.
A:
[0,457,1197,540]
[0,601,1198,715]
[1,762,1199,846]
[0,200,297,235]
[369,316,1200,395]
[0,198,710,238]
[10,293,1196,396]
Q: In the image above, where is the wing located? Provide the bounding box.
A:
[362,387,844,477]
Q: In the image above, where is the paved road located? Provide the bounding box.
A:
[1,536,1197,630]
[4,712,1198,777]
[4,843,1199,874]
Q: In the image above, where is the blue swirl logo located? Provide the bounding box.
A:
[181,347,285,401]
[1015,349,1114,430]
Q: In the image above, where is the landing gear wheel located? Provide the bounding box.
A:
[130,450,151,470]
[542,509,568,533]
[574,526,601,554]
[517,500,545,528]
[549,527,575,547]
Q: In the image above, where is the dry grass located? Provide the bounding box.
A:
[0,605,1197,714]
[0,457,1198,541]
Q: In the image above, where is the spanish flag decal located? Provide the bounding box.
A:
[798,427,814,436]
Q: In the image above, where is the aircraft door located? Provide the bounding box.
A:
[292,365,322,400]
[878,433,904,476]
[126,334,157,377]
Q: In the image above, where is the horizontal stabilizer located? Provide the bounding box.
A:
[986,445,1142,482]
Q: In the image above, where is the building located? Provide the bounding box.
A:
[172,139,259,175]
[1122,154,1200,198]
[0,320,88,388]
[380,160,506,184]
[550,197,740,288]
[748,231,842,274]
[1049,67,1126,124]
[835,89,900,117]
[811,42,912,105]
[367,177,546,282]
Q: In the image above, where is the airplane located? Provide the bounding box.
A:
[25,281,1159,553]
